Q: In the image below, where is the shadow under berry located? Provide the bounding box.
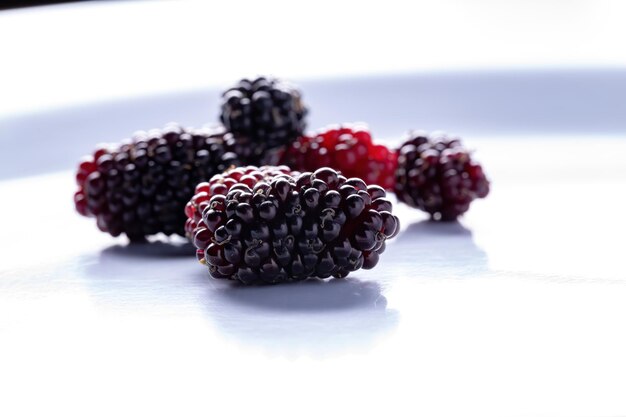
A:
[203,277,399,357]
[392,219,489,277]
[99,238,196,259]
[79,243,399,357]
[214,277,388,312]
[78,240,203,316]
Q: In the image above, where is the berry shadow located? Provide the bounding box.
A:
[215,277,389,312]
[204,277,399,356]
[79,240,400,356]
[100,238,196,259]
[392,219,489,277]
[76,238,205,315]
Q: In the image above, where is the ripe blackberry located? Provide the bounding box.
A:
[281,124,397,190]
[74,123,247,240]
[184,165,293,242]
[394,131,490,221]
[187,166,400,284]
[220,77,308,152]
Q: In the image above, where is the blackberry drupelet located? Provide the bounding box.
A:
[74,123,247,240]
[187,166,400,284]
[184,165,293,244]
[394,131,490,221]
[281,124,397,190]
[220,77,308,152]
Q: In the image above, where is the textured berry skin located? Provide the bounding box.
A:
[187,166,400,284]
[184,165,293,243]
[281,124,397,190]
[394,131,490,221]
[74,123,248,240]
[220,77,308,153]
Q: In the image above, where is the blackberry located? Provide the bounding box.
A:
[394,131,490,221]
[281,124,397,190]
[187,166,400,284]
[74,123,247,240]
[220,77,308,153]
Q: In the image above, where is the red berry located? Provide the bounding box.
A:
[281,124,397,190]
[74,191,88,216]
[394,131,490,220]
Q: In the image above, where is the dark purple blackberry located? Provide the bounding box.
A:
[394,131,490,221]
[75,123,246,241]
[188,167,400,284]
[214,125,282,166]
[220,77,308,153]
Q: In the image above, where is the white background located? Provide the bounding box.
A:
[1,0,626,116]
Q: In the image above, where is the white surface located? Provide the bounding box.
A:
[1,0,626,116]
[2,2,626,416]
[1,138,626,417]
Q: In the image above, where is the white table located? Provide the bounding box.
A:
[1,2,626,416]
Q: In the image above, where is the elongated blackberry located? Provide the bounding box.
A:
[394,131,490,221]
[281,124,397,190]
[74,123,248,240]
[220,77,308,153]
[187,166,400,284]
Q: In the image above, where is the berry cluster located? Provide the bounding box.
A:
[74,75,491,284]
[186,167,399,284]
[394,131,490,220]
[281,124,397,190]
[74,124,244,240]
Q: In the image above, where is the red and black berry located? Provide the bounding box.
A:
[186,166,400,284]
[75,124,248,240]
[394,131,490,220]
